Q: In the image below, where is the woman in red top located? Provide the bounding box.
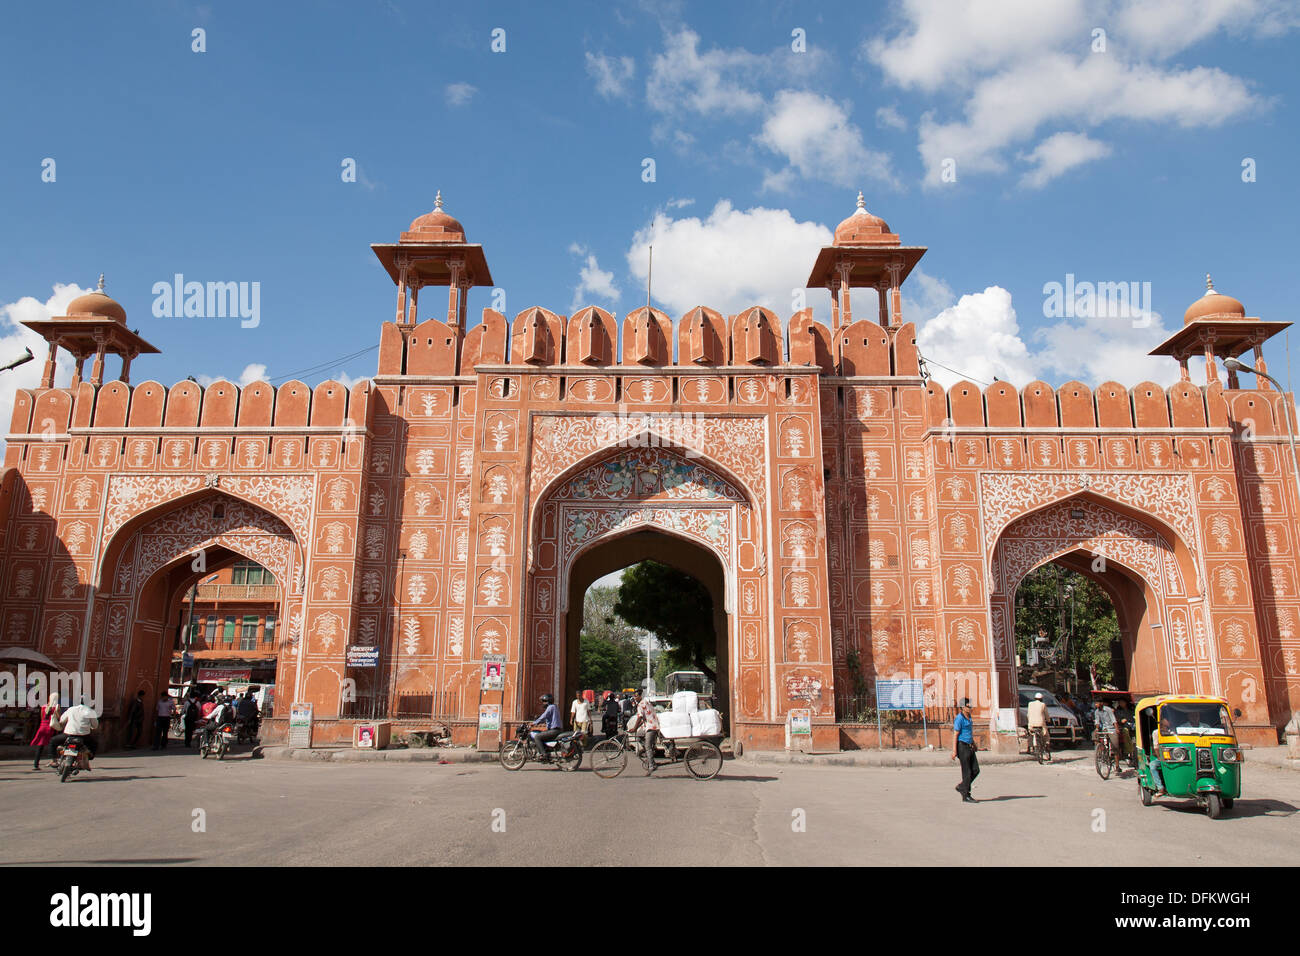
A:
[30,692,59,770]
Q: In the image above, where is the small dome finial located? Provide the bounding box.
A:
[434,190,444,211]
[96,273,105,293]
[1206,273,1214,292]
[855,190,865,213]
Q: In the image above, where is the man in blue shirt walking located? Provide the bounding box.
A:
[951,698,979,802]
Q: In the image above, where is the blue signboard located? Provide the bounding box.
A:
[346,646,380,668]
[876,678,925,711]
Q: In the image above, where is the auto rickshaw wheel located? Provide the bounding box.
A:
[1139,778,1153,806]
[1205,793,1222,819]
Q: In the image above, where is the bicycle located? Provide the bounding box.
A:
[1095,732,1117,779]
[1028,726,1052,764]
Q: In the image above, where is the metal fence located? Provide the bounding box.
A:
[834,692,958,728]
[340,689,462,723]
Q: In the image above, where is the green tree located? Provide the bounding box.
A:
[577,584,644,691]
[615,560,717,683]
[1014,564,1121,684]
[579,636,625,690]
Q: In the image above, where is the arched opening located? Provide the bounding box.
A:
[563,530,729,728]
[990,492,1207,720]
[96,490,303,743]
[522,437,764,727]
[165,555,284,700]
[1012,552,1159,699]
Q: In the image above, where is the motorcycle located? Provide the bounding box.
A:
[198,720,238,759]
[235,714,259,745]
[55,736,92,783]
[499,723,584,771]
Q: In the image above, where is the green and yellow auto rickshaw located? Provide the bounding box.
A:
[1134,695,1243,819]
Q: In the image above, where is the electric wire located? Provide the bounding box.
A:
[916,351,992,388]
[265,344,379,384]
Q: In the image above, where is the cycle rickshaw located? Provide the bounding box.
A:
[589,728,724,779]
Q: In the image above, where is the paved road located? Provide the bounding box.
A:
[2,749,1297,866]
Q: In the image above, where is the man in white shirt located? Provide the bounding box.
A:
[1027,692,1051,760]
[51,698,100,761]
[570,692,590,734]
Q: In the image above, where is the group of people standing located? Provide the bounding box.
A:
[570,690,637,738]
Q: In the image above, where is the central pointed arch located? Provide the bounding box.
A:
[521,435,770,724]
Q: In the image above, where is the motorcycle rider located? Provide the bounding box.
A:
[198,694,236,751]
[235,690,260,738]
[529,693,563,762]
[50,696,100,764]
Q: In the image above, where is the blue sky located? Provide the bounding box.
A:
[3,0,1299,413]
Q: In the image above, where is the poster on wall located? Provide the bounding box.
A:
[788,709,812,735]
[481,655,505,691]
[288,702,313,748]
[479,704,501,732]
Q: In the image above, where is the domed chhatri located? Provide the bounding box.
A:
[66,274,127,325]
[403,190,466,243]
[1184,273,1247,326]
[833,191,898,246]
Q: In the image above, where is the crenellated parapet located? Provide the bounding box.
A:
[5,378,371,478]
[374,310,925,377]
[919,378,1294,437]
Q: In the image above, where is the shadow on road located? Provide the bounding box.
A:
[0,857,198,866]
[70,774,188,783]
[974,794,1046,802]
[1154,797,1296,819]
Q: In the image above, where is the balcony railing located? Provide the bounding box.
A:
[190,584,281,602]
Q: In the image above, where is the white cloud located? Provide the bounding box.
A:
[444,82,477,107]
[569,244,621,313]
[915,287,1039,387]
[759,167,797,193]
[0,283,91,433]
[869,0,1288,187]
[585,51,636,100]
[1114,0,1300,57]
[1031,292,1181,386]
[867,0,1087,92]
[238,363,268,386]
[645,29,769,117]
[875,105,908,131]
[910,273,1183,388]
[1018,131,1113,188]
[915,52,1263,186]
[900,267,956,324]
[329,371,370,391]
[196,363,267,388]
[757,90,895,190]
[626,200,830,318]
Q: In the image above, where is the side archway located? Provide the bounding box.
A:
[988,493,1213,711]
[92,491,306,720]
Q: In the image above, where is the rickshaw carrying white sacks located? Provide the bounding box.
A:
[660,690,722,738]
[589,688,725,778]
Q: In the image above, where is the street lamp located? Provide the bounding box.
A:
[1224,357,1300,508]
[1,348,34,372]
